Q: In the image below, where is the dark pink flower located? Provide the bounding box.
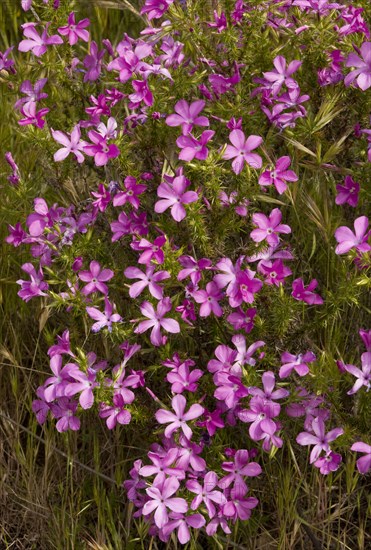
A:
[124,265,170,299]
[99,393,133,429]
[84,130,120,166]
[292,278,324,305]
[18,102,49,129]
[113,176,147,209]
[86,297,122,332]
[258,156,298,194]
[335,176,360,207]
[83,41,105,81]
[262,55,302,94]
[58,12,90,46]
[279,351,316,378]
[250,208,291,247]
[186,471,226,518]
[193,281,224,317]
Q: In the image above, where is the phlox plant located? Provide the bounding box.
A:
[1,0,371,547]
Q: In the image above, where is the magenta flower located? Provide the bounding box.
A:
[83,41,105,82]
[219,449,262,492]
[48,329,74,358]
[351,442,371,474]
[176,130,215,161]
[6,223,27,247]
[92,184,111,212]
[51,125,87,163]
[334,216,370,255]
[292,278,324,305]
[259,259,292,286]
[262,55,302,94]
[296,417,344,463]
[84,130,120,166]
[279,351,316,378]
[113,176,147,209]
[344,42,371,91]
[141,0,173,20]
[227,307,256,333]
[140,448,185,483]
[17,263,49,302]
[86,297,122,332]
[360,329,371,351]
[58,12,90,46]
[166,99,209,135]
[314,452,342,475]
[124,265,170,299]
[108,43,152,82]
[186,471,226,518]
[134,297,180,346]
[78,261,114,295]
[196,408,224,437]
[238,396,280,441]
[193,281,224,317]
[214,373,250,409]
[250,208,291,246]
[134,235,166,265]
[143,476,187,529]
[99,393,133,429]
[129,79,153,108]
[258,156,298,194]
[343,352,371,395]
[155,394,204,439]
[178,255,212,285]
[155,176,198,222]
[0,47,15,72]
[18,102,49,129]
[335,176,360,207]
[18,23,63,57]
[223,130,263,174]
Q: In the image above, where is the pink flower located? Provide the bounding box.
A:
[344,42,371,91]
[223,130,263,174]
[176,130,215,161]
[351,442,371,474]
[140,0,174,20]
[64,365,98,409]
[58,12,90,46]
[124,265,170,299]
[18,23,63,57]
[129,79,153,108]
[334,216,370,255]
[84,130,120,166]
[51,125,87,163]
[155,394,204,439]
[186,471,226,518]
[250,208,291,246]
[258,156,298,194]
[219,449,262,492]
[134,297,180,346]
[296,417,343,463]
[86,297,122,332]
[280,351,316,378]
[193,281,224,317]
[18,102,49,129]
[167,363,203,394]
[291,278,324,305]
[162,513,205,544]
[335,176,360,207]
[99,393,133,429]
[143,476,187,529]
[17,263,49,302]
[78,261,114,295]
[343,352,371,394]
[314,452,342,475]
[155,176,198,222]
[133,235,166,265]
[166,99,209,135]
[227,307,256,333]
[14,78,48,110]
